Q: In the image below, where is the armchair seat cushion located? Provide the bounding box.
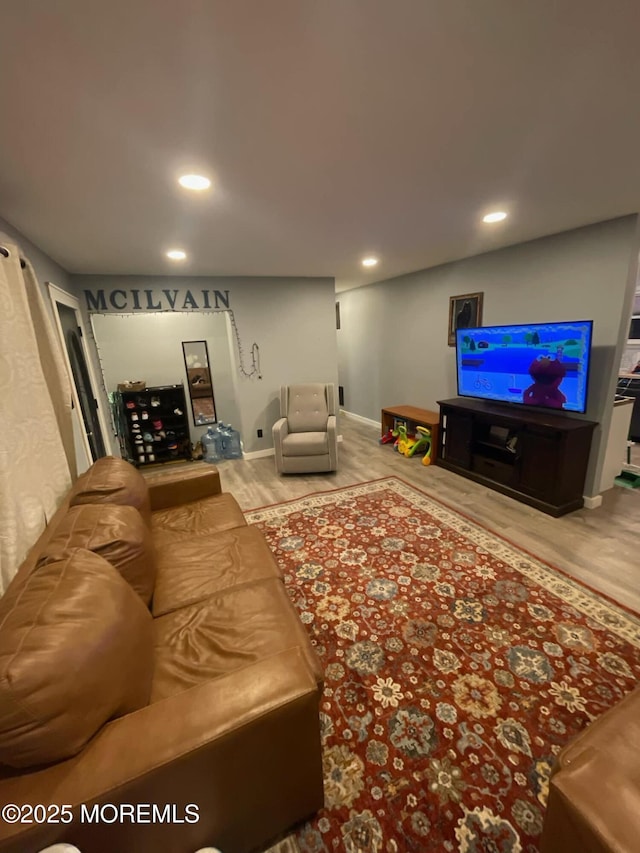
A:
[282,431,328,456]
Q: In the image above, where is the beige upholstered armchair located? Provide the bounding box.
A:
[273,383,338,474]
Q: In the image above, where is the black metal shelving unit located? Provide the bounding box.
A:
[114,384,191,467]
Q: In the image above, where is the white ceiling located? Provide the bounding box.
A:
[1,0,639,292]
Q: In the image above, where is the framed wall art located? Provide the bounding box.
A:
[448,292,484,346]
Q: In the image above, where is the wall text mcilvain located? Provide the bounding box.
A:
[84,288,230,312]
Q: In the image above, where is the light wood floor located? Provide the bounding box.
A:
[149,413,640,614]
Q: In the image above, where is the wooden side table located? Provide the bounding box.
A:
[381,405,440,463]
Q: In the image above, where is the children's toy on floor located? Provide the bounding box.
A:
[380,427,395,445]
[417,426,433,465]
[393,424,432,463]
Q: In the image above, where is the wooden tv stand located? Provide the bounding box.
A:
[381,405,440,462]
[437,398,597,516]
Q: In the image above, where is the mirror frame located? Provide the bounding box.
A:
[182,340,217,425]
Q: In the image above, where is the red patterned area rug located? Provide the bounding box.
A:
[247,478,640,853]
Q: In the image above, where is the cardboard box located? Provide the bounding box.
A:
[117,380,146,392]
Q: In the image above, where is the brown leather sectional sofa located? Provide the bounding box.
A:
[540,684,640,853]
[0,457,324,853]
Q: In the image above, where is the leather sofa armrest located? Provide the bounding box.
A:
[541,746,640,853]
[540,685,640,853]
[0,648,323,853]
[147,467,222,511]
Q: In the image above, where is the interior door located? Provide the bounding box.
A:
[49,286,108,464]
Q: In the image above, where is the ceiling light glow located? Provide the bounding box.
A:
[166,249,187,260]
[178,174,211,191]
[483,211,508,223]
[362,257,379,267]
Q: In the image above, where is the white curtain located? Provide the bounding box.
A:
[0,236,73,593]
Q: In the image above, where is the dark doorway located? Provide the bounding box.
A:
[56,302,106,461]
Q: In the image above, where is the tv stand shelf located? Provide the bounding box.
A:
[437,397,597,516]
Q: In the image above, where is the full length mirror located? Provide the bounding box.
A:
[183,340,216,425]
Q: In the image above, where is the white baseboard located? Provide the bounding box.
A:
[341,409,379,429]
[244,448,275,460]
[582,494,603,510]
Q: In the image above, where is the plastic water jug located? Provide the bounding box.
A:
[216,422,227,457]
[201,426,221,463]
[221,423,243,459]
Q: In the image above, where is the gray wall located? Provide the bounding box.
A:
[90,311,241,444]
[337,216,640,497]
[0,215,69,297]
[72,275,338,454]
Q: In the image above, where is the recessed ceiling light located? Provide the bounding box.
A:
[362,256,379,267]
[178,174,211,191]
[483,211,508,223]
[166,249,187,260]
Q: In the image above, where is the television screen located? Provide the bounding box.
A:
[456,320,593,413]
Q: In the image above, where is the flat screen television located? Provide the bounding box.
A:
[456,320,593,413]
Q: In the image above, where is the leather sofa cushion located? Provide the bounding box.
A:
[151,578,323,702]
[37,504,157,606]
[147,466,222,511]
[70,456,151,527]
[152,526,283,617]
[152,492,246,540]
[0,549,153,768]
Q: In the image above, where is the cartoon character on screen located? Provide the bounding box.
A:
[523,355,567,409]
